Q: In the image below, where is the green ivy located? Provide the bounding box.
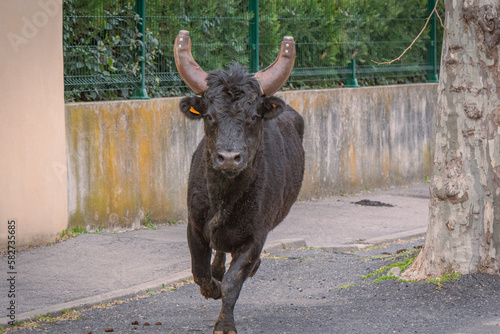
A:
[63,0,165,101]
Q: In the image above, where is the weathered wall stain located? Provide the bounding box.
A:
[66,99,204,231]
[66,84,438,230]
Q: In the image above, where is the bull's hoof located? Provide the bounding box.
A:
[200,278,221,300]
[214,314,236,334]
[213,324,237,334]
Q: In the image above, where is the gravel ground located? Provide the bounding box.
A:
[7,239,500,334]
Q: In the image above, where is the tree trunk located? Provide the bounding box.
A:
[403,0,500,280]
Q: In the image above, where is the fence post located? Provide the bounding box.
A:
[131,0,149,99]
[248,0,259,73]
[426,0,439,83]
[345,57,359,88]
[345,11,359,88]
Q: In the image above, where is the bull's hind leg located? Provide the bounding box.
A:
[211,251,226,281]
[213,241,264,334]
[249,257,260,277]
[187,223,221,300]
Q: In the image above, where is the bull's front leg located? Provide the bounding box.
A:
[213,241,264,334]
[187,223,221,300]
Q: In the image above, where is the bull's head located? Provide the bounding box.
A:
[175,30,295,178]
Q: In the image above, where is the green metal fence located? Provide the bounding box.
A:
[63,0,140,101]
[63,0,442,102]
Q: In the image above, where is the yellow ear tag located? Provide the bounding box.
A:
[272,104,277,108]
[190,107,200,115]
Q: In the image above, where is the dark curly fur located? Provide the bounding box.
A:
[179,63,305,334]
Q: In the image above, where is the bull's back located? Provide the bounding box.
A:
[262,105,305,230]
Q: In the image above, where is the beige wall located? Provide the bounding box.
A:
[0,0,68,248]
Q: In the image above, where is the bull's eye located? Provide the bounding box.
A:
[205,114,213,122]
[246,114,260,128]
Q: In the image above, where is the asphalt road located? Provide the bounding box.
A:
[0,184,430,322]
[8,239,500,334]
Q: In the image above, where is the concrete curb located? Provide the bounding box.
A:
[317,227,427,253]
[0,270,192,327]
[263,238,308,253]
[365,227,427,246]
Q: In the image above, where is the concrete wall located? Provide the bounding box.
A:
[65,99,203,231]
[66,83,437,230]
[0,0,68,248]
[281,84,436,199]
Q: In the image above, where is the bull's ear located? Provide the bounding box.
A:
[259,96,286,119]
[180,96,205,120]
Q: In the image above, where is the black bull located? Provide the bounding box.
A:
[175,31,304,334]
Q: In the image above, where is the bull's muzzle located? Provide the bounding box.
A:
[214,150,245,177]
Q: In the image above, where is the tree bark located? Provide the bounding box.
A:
[403,0,500,280]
